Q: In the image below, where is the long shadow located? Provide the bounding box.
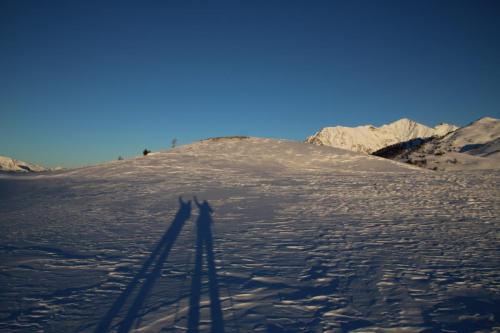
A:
[187,197,225,333]
[95,196,191,333]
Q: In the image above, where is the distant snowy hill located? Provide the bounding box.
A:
[306,118,458,154]
[62,137,419,178]
[374,117,500,171]
[0,155,46,172]
[441,117,500,155]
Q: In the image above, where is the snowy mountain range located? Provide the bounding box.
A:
[0,155,46,172]
[374,117,500,171]
[3,117,497,173]
[305,118,458,154]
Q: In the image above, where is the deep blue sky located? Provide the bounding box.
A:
[1,0,499,167]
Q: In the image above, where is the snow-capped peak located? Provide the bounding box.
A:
[374,116,500,171]
[0,155,46,172]
[433,123,459,136]
[441,116,500,149]
[470,116,498,125]
[385,118,415,126]
[306,118,458,154]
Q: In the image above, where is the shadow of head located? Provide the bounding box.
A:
[194,196,213,217]
[178,196,192,217]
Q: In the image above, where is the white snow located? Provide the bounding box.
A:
[0,137,499,332]
[433,123,459,137]
[306,118,458,154]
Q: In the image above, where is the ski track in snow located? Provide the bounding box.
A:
[0,139,499,332]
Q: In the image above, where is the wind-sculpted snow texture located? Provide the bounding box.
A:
[0,138,499,332]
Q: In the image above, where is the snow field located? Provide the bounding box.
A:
[0,138,499,332]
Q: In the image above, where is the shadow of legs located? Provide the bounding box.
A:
[187,221,203,333]
[95,197,191,333]
[205,223,224,333]
[188,199,225,333]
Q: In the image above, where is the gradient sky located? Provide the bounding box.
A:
[1,0,499,168]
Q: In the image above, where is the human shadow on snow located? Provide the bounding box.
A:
[94,196,192,333]
[187,196,225,333]
[95,196,225,333]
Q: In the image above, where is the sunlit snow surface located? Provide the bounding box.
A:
[1,138,499,332]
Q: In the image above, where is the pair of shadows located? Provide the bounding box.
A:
[95,196,224,333]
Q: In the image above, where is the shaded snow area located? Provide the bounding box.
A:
[1,138,499,332]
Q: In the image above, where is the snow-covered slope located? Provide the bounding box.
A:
[1,137,499,332]
[58,137,419,179]
[0,155,46,172]
[375,117,500,171]
[442,116,500,152]
[306,118,458,153]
